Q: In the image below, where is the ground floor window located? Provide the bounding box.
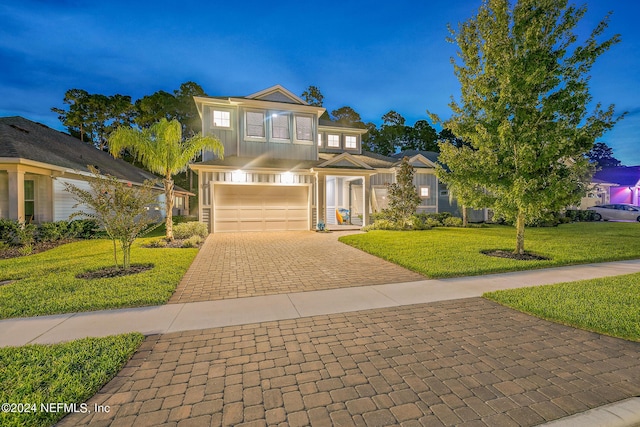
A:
[24,180,35,221]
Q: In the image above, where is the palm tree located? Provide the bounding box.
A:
[109,118,223,240]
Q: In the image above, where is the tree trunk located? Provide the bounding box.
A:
[164,176,175,241]
[462,205,468,227]
[112,239,119,269]
[515,211,525,255]
[122,241,131,270]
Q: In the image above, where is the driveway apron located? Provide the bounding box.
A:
[169,231,425,303]
[57,298,640,427]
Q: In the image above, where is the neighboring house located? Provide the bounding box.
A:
[0,116,192,223]
[579,166,640,209]
[190,85,487,233]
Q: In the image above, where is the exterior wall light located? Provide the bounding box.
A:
[282,172,294,184]
[232,170,246,182]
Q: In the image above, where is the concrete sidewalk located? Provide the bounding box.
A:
[3,258,640,348]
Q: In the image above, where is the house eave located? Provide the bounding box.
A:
[194,96,326,117]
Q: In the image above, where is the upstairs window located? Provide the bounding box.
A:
[318,133,323,147]
[327,134,340,148]
[295,116,313,142]
[246,111,265,138]
[345,135,357,149]
[271,113,290,140]
[212,110,230,128]
[420,186,430,198]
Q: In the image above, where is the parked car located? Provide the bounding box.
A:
[587,204,640,222]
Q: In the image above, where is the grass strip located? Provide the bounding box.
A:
[0,333,144,427]
[484,274,640,341]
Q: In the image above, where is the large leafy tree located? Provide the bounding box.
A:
[588,142,622,168]
[174,82,208,136]
[109,119,223,240]
[434,0,622,255]
[52,89,135,150]
[331,106,366,128]
[134,90,177,129]
[301,85,324,107]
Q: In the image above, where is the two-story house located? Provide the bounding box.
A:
[191,85,485,233]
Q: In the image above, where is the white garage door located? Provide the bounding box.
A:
[213,185,309,232]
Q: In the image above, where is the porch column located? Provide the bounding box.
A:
[8,170,25,221]
[363,174,371,226]
[316,173,325,226]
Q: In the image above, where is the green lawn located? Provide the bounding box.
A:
[485,273,640,341]
[0,333,143,427]
[339,222,640,278]
[0,238,198,319]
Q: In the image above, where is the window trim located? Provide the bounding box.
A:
[212,109,232,129]
[420,186,430,198]
[270,112,291,142]
[244,109,266,141]
[317,133,323,147]
[24,179,35,221]
[293,114,314,145]
[327,134,341,148]
[345,135,358,150]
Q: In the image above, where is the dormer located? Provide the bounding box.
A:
[317,120,367,155]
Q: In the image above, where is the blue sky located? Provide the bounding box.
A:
[1,0,639,163]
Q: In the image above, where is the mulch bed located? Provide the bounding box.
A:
[482,249,550,261]
[0,239,77,260]
[76,264,154,279]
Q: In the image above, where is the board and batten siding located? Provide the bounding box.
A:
[414,172,437,212]
[53,177,93,222]
[370,173,394,186]
[202,106,238,159]
[202,105,318,162]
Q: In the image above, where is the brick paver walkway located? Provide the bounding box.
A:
[58,298,640,427]
[169,232,425,304]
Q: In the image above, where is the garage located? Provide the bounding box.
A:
[213,184,310,232]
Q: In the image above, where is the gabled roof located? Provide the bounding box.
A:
[0,116,157,184]
[319,151,396,169]
[317,152,374,170]
[592,166,640,187]
[391,150,440,165]
[245,85,308,105]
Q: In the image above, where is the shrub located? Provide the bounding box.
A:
[0,219,20,243]
[442,216,464,227]
[67,219,101,239]
[147,239,168,248]
[18,244,33,256]
[565,209,599,222]
[181,235,203,248]
[36,221,69,242]
[173,221,208,240]
[11,222,36,246]
[363,219,404,231]
[172,215,198,224]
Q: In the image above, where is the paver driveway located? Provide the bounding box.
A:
[169,232,425,304]
[58,298,640,427]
